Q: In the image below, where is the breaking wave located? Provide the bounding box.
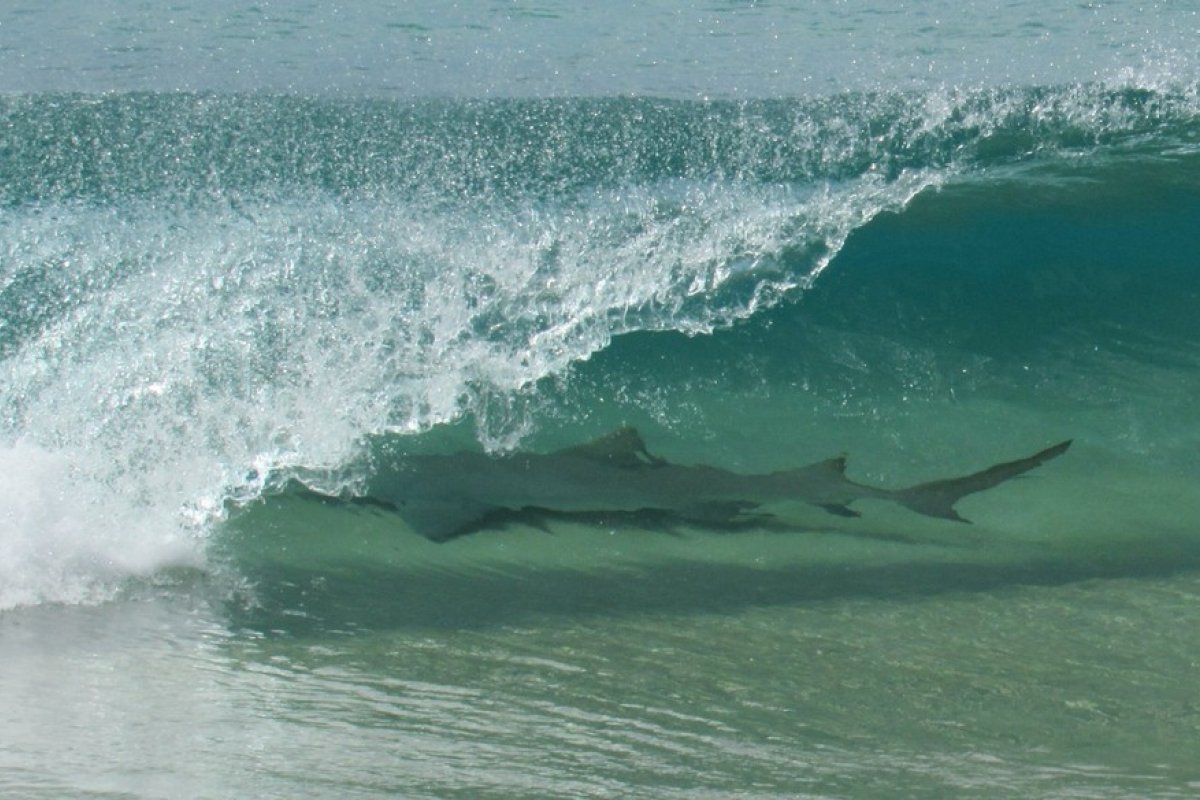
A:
[2,79,1199,608]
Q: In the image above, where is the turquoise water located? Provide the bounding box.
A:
[3,3,1200,798]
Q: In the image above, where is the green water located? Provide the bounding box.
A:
[7,509,1200,797]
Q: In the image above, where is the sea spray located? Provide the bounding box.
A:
[2,82,1199,606]
[0,441,202,609]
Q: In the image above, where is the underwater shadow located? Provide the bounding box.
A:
[222,529,1200,638]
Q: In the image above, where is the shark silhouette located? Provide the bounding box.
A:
[354,428,1071,542]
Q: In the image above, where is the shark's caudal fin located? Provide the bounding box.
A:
[894,440,1072,523]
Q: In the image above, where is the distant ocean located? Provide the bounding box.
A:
[3,3,1200,797]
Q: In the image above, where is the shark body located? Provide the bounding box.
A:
[356,428,1072,542]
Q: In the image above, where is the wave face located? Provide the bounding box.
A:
[2,83,1200,608]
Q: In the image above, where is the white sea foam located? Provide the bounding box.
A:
[0,442,202,610]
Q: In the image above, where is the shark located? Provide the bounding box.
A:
[351,428,1072,542]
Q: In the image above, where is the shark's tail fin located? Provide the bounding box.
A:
[894,440,1072,523]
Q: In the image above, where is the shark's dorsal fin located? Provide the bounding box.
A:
[789,455,848,479]
[554,426,667,468]
[818,455,848,475]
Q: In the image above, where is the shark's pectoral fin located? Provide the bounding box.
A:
[396,499,500,542]
[817,503,861,518]
[554,426,667,469]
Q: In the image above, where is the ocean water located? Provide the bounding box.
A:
[3,2,1200,797]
